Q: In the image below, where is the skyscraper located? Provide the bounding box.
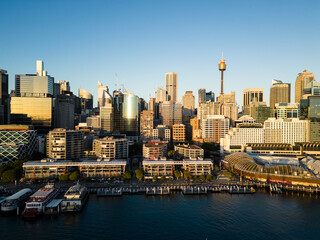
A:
[243,88,264,114]
[97,82,112,107]
[0,69,9,124]
[308,96,320,142]
[155,87,168,103]
[160,101,182,127]
[140,110,154,140]
[79,89,93,111]
[295,70,315,103]
[198,88,206,105]
[11,60,54,133]
[182,91,195,116]
[165,72,178,102]
[270,80,291,109]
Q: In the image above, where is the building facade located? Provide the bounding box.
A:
[295,70,315,103]
[270,80,291,109]
[93,137,128,159]
[165,72,178,102]
[172,124,186,142]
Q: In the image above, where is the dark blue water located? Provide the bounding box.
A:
[1,192,320,240]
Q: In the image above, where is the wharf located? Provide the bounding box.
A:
[146,187,170,195]
[182,186,207,195]
[97,188,122,196]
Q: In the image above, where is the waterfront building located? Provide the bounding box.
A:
[155,88,168,103]
[0,125,37,163]
[172,124,186,143]
[0,69,9,124]
[295,69,315,103]
[243,88,264,115]
[23,159,126,179]
[160,101,182,127]
[264,118,309,145]
[93,137,128,159]
[220,123,264,152]
[140,110,154,140]
[152,125,171,141]
[79,89,93,111]
[165,72,178,102]
[273,103,299,119]
[174,144,204,158]
[182,91,195,116]
[143,142,167,159]
[308,96,320,142]
[142,158,213,179]
[202,115,229,143]
[47,129,84,160]
[270,80,291,109]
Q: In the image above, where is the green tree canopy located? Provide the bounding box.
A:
[153,175,158,181]
[123,171,132,181]
[69,171,80,181]
[199,174,206,181]
[135,169,144,181]
[160,176,166,181]
[174,170,181,179]
[1,169,17,182]
[206,175,213,181]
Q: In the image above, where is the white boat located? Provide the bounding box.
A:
[61,183,88,212]
[22,184,60,218]
[1,188,32,213]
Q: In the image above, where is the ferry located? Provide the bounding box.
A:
[61,183,89,212]
[1,188,32,213]
[22,184,59,218]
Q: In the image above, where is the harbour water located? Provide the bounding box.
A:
[1,192,320,240]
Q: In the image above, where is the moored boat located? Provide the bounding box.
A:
[1,188,32,213]
[22,184,59,218]
[61,183,88,212]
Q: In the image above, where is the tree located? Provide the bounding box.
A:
[206,175,213,181]
[135,169,144,181]
[59,174,69,181]
[69,171,80,181]
[123,171,132,181]
[199,174,206,181]
[183,171,191,180]
[167,150,176,158]
[153,175,158,182]
[174,170,181,179]
[160,176,166,181]
[1,169,17,182]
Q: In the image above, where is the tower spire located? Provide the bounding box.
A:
[218,55,226,95]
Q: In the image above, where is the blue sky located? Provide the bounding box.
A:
[1,0,319,107]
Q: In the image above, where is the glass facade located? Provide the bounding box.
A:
[15,75,54,97]
[10,97,53,130]
[309,96,320,142]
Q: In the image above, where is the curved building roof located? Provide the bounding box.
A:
[79,89,93,99]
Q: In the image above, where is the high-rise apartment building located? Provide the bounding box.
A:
[160,101,182,127]
[202,115,229,143]
[182,91,195,116]
[165,72,178,102]
[295,70,315,103]
[172,124,186,142]
[155,87,168,103]
[54,92,75,130]
[93,137,128,159]
[140,110,154,140]
[0,69,9,124]
[270,80,291,109]
[47,128,84,160]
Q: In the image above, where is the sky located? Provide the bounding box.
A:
[1,0,320,108]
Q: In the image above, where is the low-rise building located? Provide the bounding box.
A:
[23,158,127,179]
[143,142,167,159]
[174,144,204,158]
[152,125,171,141]
[93,137,128,159]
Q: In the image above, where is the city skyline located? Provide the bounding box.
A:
[1,0,319,106]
